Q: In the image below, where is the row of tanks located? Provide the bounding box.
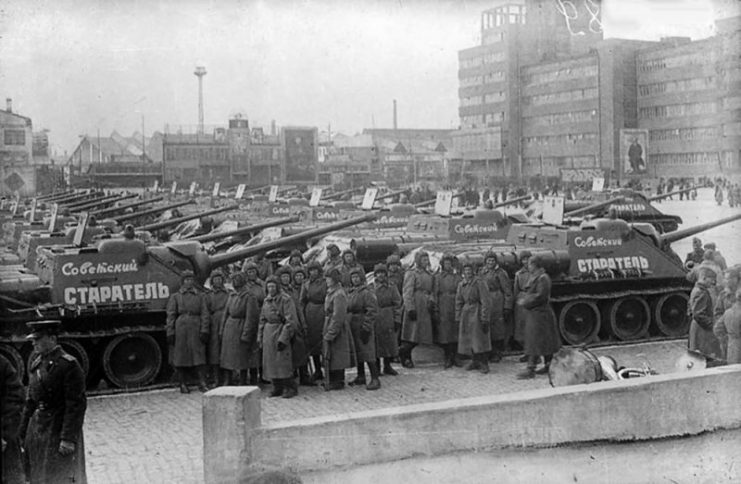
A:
[1,184,735,391]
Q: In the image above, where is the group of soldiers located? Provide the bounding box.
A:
[685,238,741,365]
[164,242,563,399]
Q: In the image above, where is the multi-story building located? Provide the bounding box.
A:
[0,98,33,166]
[636,16,741,177]
[162,129,230,184]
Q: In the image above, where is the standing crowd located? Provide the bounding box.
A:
[164,244,562,399]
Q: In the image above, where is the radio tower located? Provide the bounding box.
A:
[194,66,207,135]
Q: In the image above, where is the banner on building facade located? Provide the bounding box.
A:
[619,129,649,176]
[282,127,318,184]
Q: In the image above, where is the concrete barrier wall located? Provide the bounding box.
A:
[203,365,741,483]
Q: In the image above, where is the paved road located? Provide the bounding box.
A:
[84,341,687,483]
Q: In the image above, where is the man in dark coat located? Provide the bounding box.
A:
[1,353,25,484]
[205,270,229,387]
[516,256,561,379]
[20,320,87,484]
[386,254,405,297]
[688,268,723,359]
[512,250,532,359]
[166,270,210,393]
[242,262,267,385]
[685,237,705,267]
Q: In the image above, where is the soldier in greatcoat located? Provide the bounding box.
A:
[516,255,561,379]
[205,270,229,387]
[347,267,381,390]
[276,267,312,386]
[166,270,210,393]
[455,259,492,374]
[371,263,402,375]
[1,353,25,484]
[258,276,299,398]
[713,267,739,360]
[688,268,723,360]
[242,261,266,384]
[512,250,532,360]
[400,250,435,368]
[20,320,87,484]
[288,249,305,271]
[219,272,255,385]
[434,253,462,368]
[478,251,513,362]
[386,254,405,296]
[292,266,315,386]
[714,288,741,364]
[339,249,365,288]
[300,261,327,382]
[322,269,356,390]
[322,244,343,274]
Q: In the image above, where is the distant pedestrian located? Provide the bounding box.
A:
[516,255,561,379]
[455,259,492,374]
[166,270,210,393]
[1,353,25,484]
[688,269,723,360]
[20,320,87,484]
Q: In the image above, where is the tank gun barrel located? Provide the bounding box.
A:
[91,196,165,217]
[190,216,300,243]
[493,194,532,208]
[54,192,103,205]
[648,186,698,202]
[661,212,741,245]
[375,189,409,202]
[564,197,624,217]
[414,192,464,208]
[321,186,364,201]
[62,194,112,209]
[70,193,138,213]
[112,199,196,223]
[37,190,76,201]
[137,204,239,233]
[207,213,377,274]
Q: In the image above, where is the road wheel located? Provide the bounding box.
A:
[609,296,651,341]
[652,292,690,337]
[102,333,162,389]
[557,300,601,345]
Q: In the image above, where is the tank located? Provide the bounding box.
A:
[69,193,138,213]
[0,213,375,389]
[562,187,693,233]
[108,199,197,225]
[91,195,165,217]
[402,211,741,347]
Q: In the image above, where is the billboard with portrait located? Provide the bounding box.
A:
[282,127,318,184]
[620,129,649,176]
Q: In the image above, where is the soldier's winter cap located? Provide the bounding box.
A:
[327,244,340,255]
[519,250,532,261]
[181,270,195,280]
[325,268,342,283]
[704,242,717,250]
[374,263,388,274]
[306,261,323,273]
[386,254,401,266]
[265,275,280,287]
[26,320,62,339]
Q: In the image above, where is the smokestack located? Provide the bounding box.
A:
[6,98,12,113]
[271,120,276,136]
[393,99,398,130]
[194,66,207,135]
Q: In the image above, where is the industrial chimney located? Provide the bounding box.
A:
[393,99,398,130]
[194,66,207,135]
[6,98,12,113]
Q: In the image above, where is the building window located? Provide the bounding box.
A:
[3,129,25,146]
[522,64,598,86]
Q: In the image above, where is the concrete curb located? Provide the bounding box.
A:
[203,364,741,483]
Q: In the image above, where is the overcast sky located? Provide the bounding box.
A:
[0,0,737,155]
